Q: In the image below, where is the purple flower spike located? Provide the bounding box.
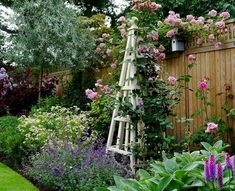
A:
[217,162,223,189]
[225,153,232,169]
[232,156,235,179]
[209,155,216,180]
[204,159,211,181]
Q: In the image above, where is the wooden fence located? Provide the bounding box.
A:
[165,26,235,141]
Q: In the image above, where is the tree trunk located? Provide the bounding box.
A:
[38,63,43,106]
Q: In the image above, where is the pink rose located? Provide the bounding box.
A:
[159,45,165,52]
[156,53,165,61]
[186,15,194,21]
[220,12,230,19]
[208,34,215,41]
[198,80,207,90]
[216,21,225,29]
[188,54,196,62]
[168,76,177,83]
[208,10,217,17]
[205,122,218,133]
[85,89,99,100]
[196,38,203,45]
[150,2,161,11]
[214,41,222,49]
[101,85,111,94]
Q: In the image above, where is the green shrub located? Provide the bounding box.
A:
[0,116,25,165]
[18,106,92,154]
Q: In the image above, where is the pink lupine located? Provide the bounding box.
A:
[209,155,216,180]
[204,160,211,181]
[216,21,225,29]
[205,122,218,133]
[198,80,208,90]
[208,34,215,41]
[232,156,235,179]
[166,28,178,38]
[220,12,230,19]
[188,54,196,62]
[225,153,232,169]
[208,9,217,17]
[168,76,177,84]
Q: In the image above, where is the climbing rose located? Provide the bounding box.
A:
[220,12,230,19]
[85,89,99,100]
[159,45,165,52]
[196,38,203,45]
[168,76,177,83]
[205,122,218,133]
[166,28,178,38]
[214,42,222,49]
[208,34,215,41]
[188,54,196,62]
[216,21,225,29]
[208,10,217,17]
[198,80,207,90]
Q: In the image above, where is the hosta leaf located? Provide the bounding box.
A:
[201,142,212,151]
[164,158,178,174]
[158,175,173,191]
[137,169,151,180]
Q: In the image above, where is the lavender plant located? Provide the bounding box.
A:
[26,139,126,191]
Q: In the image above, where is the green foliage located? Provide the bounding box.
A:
[0,116,25,165]
[108,140,234,191]
[18,106,91,154]
[3,0,95,70]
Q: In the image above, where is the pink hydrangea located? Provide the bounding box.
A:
[205,122,218,133]
[216,21,225,29]
[85,89,99,100]
[168,76,177,84]
[197,16,205,25]
[208,10,217,17]
[188,54,196,62]
[198,80,208,90]
[166,28,178,38]
[220,12,230,19]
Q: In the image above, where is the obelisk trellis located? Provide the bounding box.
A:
[106,18,143,173]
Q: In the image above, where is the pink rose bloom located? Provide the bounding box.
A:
[101,85,111,94]
[220,12,230,19]
[208,10,217,17]
[139,3,145,9]
[214,41,222,48]
[169,11,175,15]
[117,16,126,22]
[150,2,161,10]
[190,19,197,24]
[186,15,194,21]
[205,122,218,133]
[95,47,101,53]
[166,28,178,38]
[156,53,165,61]
[208,34,215,41]
[216,21,225,29]
[159,45,165,52]
[168,76,177,84]
[95,79,103,87]
[151,31,159,41]
[196,38,203,45]
[99,43,105,48]
[85,89,99,100]
[198,80,208,90]
[111,63,117,68]
[188,54,196,62]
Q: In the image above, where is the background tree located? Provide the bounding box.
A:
[1,0,95,103]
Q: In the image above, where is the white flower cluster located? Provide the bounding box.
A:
[18,106,92,152]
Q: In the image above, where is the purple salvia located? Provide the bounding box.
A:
[209,155,216,180]
[217,162,223,189]
[232,156,235,179]
[225,153,232,169]
[204,159,211,181]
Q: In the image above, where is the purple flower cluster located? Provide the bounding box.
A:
[27,139,126,191]
[204,153,235,189]
[0,67,15,97]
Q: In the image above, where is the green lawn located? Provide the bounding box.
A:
[0,163,38,191]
